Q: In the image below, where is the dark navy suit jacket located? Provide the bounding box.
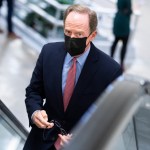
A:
[23,42,122,150]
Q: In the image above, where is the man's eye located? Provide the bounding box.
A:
[65,31,70,35]
[77,33,83,37]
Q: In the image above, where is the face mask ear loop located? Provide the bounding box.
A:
[85,31,93,49]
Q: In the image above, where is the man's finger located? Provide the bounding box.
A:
[40,110,54,128]
[41,110,48,121]
[36,111,52,126]
[32,110,54,128]
[59,134,69,145]
[46,123,54,129]
[34,111,50,127]
[34,117,47,128]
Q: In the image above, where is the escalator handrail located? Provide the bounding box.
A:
[0,100,28,138]
[63,75,150,150]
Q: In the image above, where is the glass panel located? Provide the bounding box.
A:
[111,120,137,150]
[0,116,25,150]
[112,97,150,150]
[133,102,150,150]
[122,120,137,150]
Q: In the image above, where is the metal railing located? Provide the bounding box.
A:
[62,75,150,150]
[0,100,28,150]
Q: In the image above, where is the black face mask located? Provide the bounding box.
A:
[64,34,89,57]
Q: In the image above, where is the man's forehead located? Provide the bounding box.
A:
[65,12,89,30]
[65,12,89,22]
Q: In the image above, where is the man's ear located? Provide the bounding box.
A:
[90,31,97,41]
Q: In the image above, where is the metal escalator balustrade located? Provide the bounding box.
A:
[0,100,28,150]
[61,75,150,150]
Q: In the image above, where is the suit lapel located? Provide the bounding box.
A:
[55,45,67,114]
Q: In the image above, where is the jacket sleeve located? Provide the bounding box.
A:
[25,45,46,126]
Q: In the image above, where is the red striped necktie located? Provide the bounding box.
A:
[63,57,77,111]
[54,58,77,150]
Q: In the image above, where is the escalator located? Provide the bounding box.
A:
[0,0,143,149]
[0,100,28,150]
[62,75,150,150]
[0,76,150,150]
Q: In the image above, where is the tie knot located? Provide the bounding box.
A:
[73,57,76,61]
[72,57,77,64]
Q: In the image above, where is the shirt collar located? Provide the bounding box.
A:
[66,46,91,66]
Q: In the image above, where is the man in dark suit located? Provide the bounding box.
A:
[23,4,122,150]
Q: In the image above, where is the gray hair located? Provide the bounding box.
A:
[63,4,98,33]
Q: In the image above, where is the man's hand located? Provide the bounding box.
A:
[59,134,72,147]
[32,110,54,128]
